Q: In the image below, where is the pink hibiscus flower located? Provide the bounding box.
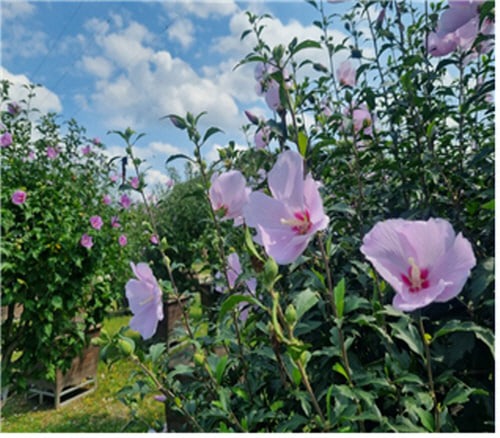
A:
[243,150,329,265]
[125,262,164,339]
[361,218,476,312]
[209,170,250,226]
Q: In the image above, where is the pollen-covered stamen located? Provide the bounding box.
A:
[401,257,430,293]
[281,210,312,235]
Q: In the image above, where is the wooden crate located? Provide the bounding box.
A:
[28,330,100,409]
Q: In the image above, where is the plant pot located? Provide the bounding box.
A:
[27,327,101,409]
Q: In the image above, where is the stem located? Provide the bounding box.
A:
[296,360,327,428]
[417,315,440,432]
[318,235,365,432]
[131,355,204,432]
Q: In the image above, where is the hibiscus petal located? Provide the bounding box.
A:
[433,232,476,302]
[267,150,304,209]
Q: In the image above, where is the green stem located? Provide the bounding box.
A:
[417,315,440,432]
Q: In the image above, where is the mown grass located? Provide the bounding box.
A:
[0,315,164,433]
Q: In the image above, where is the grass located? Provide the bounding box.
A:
[0,315,164,433]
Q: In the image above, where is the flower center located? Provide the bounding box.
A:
[401,257,430,293]
[281,210,312,235]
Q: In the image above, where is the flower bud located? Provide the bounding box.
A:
[285,304,298,326]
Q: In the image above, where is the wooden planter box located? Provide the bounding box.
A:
[27,328,101,409]
[152,296,190,343]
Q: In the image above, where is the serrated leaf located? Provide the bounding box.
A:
[390,319,424,358]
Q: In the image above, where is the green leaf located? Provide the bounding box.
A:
[218,294,266,322]
[389,318,424,358]
[333,278,345,319]
[202,127,223,145]
[245,226,264,262]
[293,289,319,320]
[443,383,488,407]
[415,407,434,432]
[165,153,194,166]
[51,295,63,310]
[215,355,228,385]
[332,362,349,381]
[290,39,321,55]
[148,343,166,363]
[481,199,494,210]
[297,130,308,157]
[433,320,494,358]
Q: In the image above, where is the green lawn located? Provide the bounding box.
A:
[0,315,164,433]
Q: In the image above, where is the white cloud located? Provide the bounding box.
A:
[81,19,242,132]
[1,0,35,21]
[80,55,114,79]
[167,18,195,49]
[162,0,238,19]
[0,67,62,115]
[1,23,48,59]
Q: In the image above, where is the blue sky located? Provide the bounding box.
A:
[1,0,362,187]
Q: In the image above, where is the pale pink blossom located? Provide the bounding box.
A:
[92,137,101,145]
[216,253,257,322]
[337,60,357,87]
[80,233,93,249]
[345,105,373,136]
[46,146,59,159]
[82,145,91,155]
[130,177,140,189]
[254,125,271,149]
[209,171,250,226]
[7,102,20,116]
[11,190,27,205]
[428,0,492,57]
[120,193,131,209]
[1,132,12,147]
[361,218,476,312]
[103,194,112,205]
[165,179,174,189]
[119,234,128,247]
[243,150,329,265]
[110,174,119,183]
[150,234,159,245]
[90,215,103,230]
[125,262,164,340]
[111,216,121,228]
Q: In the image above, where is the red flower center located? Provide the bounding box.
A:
[401,257,430,293]
[281,210,312,235]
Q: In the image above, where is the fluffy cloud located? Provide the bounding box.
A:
[0,67,62,115]
[80,55,114,79]
[167,18,195,49]
[82,19,241,132]
[1,0,35,20]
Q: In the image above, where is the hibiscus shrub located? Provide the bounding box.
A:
[0,81,136,390]
[99,0,493,433]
